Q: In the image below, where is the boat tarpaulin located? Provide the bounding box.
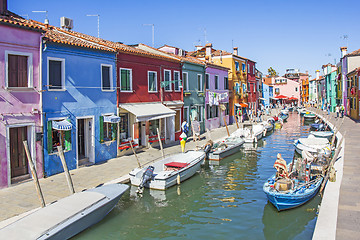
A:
[104,115,120,123]
[119,103,176,122]
[52,119,72,131]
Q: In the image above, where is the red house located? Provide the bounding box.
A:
[246,59,258,111]
[114,44,183,153]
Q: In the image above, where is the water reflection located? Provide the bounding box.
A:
[74,113,320,240]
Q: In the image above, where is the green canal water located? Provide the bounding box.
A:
[74,112,321,240]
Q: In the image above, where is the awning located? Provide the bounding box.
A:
[240,103,248,107]
[104,114,121,123]
[288,97,298,100]
[259,97,266,101]
[119,102,176,122]
[275,95,288,99]
[52,119,72,131]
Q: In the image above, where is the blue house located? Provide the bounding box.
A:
[42,26,118,176]
[262,83,270,107]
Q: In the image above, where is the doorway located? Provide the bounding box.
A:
[77,118,93,166]
[9,126,30,183]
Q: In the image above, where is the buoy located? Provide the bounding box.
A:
[177,174,181,185]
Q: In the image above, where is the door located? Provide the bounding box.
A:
[140,122,146,146]
[78,119,86,160]
[10,127,29,180]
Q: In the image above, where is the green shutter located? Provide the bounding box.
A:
[99,116,104,143]
[47,121,53,154]
[64,130,71,151]
[112,123,117,141]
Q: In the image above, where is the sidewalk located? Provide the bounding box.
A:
[0,120,243,223]
[309,107,360,240]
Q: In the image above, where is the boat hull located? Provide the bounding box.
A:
[208,140,244,161]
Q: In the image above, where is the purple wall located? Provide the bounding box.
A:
[0,24,42,188]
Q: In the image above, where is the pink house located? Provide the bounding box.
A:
[0,7,44,188]
[272,77,300,104]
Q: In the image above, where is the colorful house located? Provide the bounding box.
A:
[322,64,337,111]
[116,43,183,152]
[272,77,300,104]
[261,83,270,107]
[247,59,258,111]
[346,67,360,120]
[301,76,309,104]
[309,70,320,104]
[42,25,118,176]
[0,11,44,188]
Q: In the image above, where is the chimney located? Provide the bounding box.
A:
[0,0,7,15]
[340,47,347,58]
[315,70,320,80]
[233,47,238,56]
[205,43,212,56]
[195,46,202,51]
[305,70,308,75]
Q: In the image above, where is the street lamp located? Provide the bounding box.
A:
[143,24,154,48]
[86,14,100,38]
[32,10,49,24]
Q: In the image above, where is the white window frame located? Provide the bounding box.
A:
[182,72,189,91]
[148,71,158,93]
[164,69,172,92]
[120,68,133,92]
[174,70,181,92]
[215,75,219,90]
[197,105,203,122]
[47,57,66,91]
[205,73,210,89]
[101,64,114,92]
[184,106,189,122]
[5,50,33,89]
[175,109,182,132]
[197,74,203,92]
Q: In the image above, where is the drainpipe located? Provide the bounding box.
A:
[39,34,45,177]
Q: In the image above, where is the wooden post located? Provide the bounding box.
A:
[234,114,239,128]
[223,116,230,136]
[57,146,75,194]
[129,140,141,168]
[157,128,165,158]
[23,141,46,208]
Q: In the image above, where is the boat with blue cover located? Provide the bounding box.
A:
[263,153,326,211]
[279,112,289,121]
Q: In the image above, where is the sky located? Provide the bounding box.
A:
[9,0,360,78]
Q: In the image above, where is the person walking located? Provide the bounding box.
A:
[327,103,331,115]
[340,104,345,118]
[335,104,340,118]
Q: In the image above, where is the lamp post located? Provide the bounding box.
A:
[143,24,154,47]
[86,14,100,38]
[32,10,48,24]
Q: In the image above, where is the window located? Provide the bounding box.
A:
[182,72,188,91]
[120,68,132,91]
[295,87,298,92]
[149,119,160,137]
[197,74,203,92]
[101,64,112,91]
[197,105,203,121]
[48,58,65,90]
[7,53,30,88]
[242,63,246,72]
[235,61,240,71]
[205,73,210,90]
[47,120,71,154]
[211,105,218,118]
[99,115,117,142]
[148,71,157,92]
[175,110,181,132]
[275,88,280,94]
[253,66,255,74]
[119,113,129,141]
[215,75,219,89]
[224,77,229,89]
[164,69,172,91]
[206,104,211,119]
[225,103,229,115]
[174,71,180,91]
[184,106,189,122]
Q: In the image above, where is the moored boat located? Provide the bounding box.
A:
[129,150,206,191]
[207,136,245,161]
[279,112,289,121]
[232,124,265,143]
[0,183,129,239]
[310,131,333,140]
[294,135,331,156]
[303,112,316,121]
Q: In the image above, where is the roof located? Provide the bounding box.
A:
[0,13,44,32]
[346,67,360,76]
[346,48,360,57]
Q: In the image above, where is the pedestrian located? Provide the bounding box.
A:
[335,104,340,118]
[327,103,330,115]
[340,104,345,118]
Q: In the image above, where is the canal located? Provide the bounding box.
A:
[74,112,321,240]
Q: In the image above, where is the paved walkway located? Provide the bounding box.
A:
[308,107,360,240]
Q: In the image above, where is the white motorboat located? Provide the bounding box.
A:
[294,135,331,156]
[232,124,265,143]
[207,136,245,161]
[129,150,206,191]
[260,118,275,133]
[310,131,334,140]
[0,184,129,240]
[280,109,289,115]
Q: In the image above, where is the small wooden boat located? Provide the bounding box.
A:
[207,136,245,161]
[310,131,333,140]
[0,183,129,239]
[263,155,325,211]
[129,150,205,190]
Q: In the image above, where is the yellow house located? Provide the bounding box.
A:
[189,44,248,123]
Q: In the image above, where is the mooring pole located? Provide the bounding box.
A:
[57,146,75,194]
[23,141,46,207]
[129,140,141,168]
[157,128,165,158]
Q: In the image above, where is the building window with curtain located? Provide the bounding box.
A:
[120,68,132,91]
[7,54,29,88]
[101,64,112,91]
[174,71,180,91]
[164,69,172,91]
[148,71,157,92]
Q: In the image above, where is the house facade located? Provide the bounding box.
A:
[346,68,360,120]
[322,64,337,111]
[116,44,183,153]
[247,59,258,111]
[261,83,270,107]
[273,77,300,104]
[42,26,118,176]
[0,13,44,188]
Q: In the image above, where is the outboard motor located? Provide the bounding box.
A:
[136,166,155,194]
[203,140,213,158]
